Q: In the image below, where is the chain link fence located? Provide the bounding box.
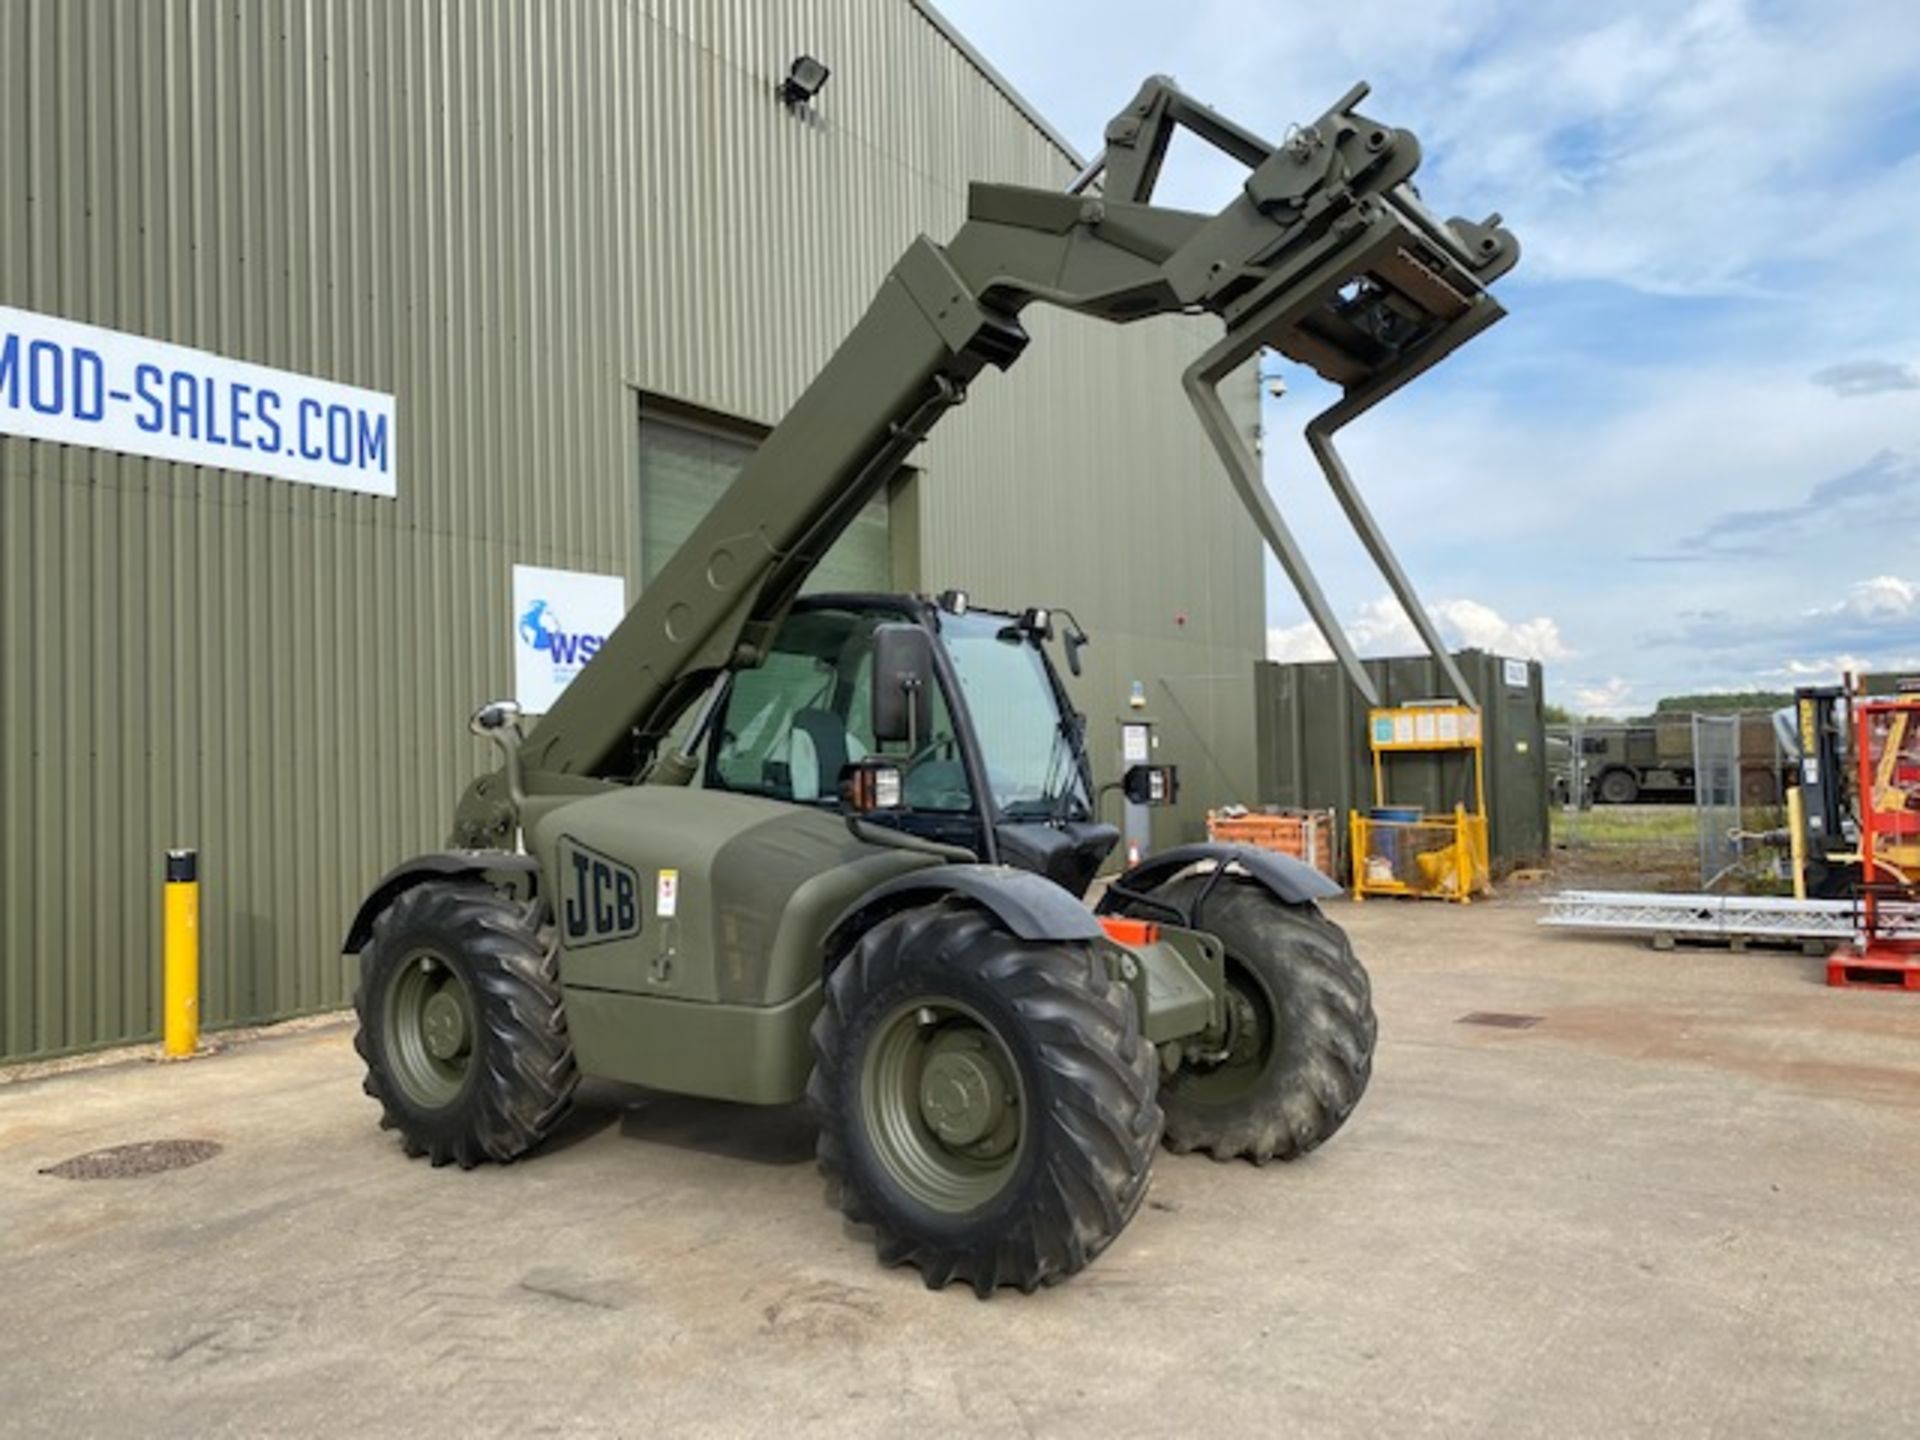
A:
[1692,714,1741,888]
[1549,711,1793,892]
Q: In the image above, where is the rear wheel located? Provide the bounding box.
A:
[809,901,1161,1296]
[1131,876,1375,1163]
[354,880,577,1167]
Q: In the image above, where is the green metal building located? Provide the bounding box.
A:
[0,0,1262,1062]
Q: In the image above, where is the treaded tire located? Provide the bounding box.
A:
[809,900,1161,1297]
[1597,769,1639,805]
[1136,876,1374,1164]
[354,880,578,1168]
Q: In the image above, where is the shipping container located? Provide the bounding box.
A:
[1253,650,1549,873]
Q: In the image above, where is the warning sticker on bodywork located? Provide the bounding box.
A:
[656,868,679,919]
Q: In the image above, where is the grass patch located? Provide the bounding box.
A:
[1552,805,1693,848]
[1549,803,1794,894]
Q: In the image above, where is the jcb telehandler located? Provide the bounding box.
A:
[343,78,1518,1294]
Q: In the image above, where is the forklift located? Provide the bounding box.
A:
[1779,685,1857,899]
[341,77,1519,1294]
[1778,682,1920,899]
[1777,682,1920,982]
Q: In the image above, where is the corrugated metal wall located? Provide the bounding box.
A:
[1254,652,1550,871]
[0,0,1261,1061]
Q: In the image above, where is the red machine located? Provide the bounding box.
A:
[1827,696,1920,989]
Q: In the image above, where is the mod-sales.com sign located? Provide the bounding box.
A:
[0,304,396,498]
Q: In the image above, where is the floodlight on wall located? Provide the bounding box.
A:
[1259,347,1287,400]
[780,54,831,107]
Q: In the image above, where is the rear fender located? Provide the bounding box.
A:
[821,863,1101,965]
[341,851,542,954]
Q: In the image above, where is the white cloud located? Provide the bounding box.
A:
[1828,575,1920,620]
[960,0,1920,302]
[1763,652,1920,684]
[1430,599,1570,662]
[1570,677,1636,713]
[938,0,1920,705]
[1812,361,1920,398]
[1266,620,1343,664]
[1266,595,1570,664]
[1772,655,1876,679]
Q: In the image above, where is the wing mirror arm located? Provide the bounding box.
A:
[469,700,528,813]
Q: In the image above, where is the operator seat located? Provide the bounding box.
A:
[789,708,850,802]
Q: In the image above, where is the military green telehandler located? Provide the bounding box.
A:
[342,77,1518,1295]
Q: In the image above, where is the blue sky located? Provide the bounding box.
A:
[935,0,1920,713]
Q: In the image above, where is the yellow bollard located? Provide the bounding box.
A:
[163,849,200,1058]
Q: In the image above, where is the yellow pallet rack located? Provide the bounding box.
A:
[1350,702,1491,903]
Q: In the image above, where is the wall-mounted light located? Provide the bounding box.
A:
[779,54,831,108]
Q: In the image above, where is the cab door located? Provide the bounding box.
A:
[703,602,988,857]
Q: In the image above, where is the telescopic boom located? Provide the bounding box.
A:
[454,78,1517,846]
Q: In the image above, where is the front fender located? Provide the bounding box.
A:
[341,850,542,954]
[821,863,1102,963]
[1097,842,1341,915]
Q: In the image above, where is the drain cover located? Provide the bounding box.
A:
[39,1139,223,1180]
[1457,1011,1542,1029]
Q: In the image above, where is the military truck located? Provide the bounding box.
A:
[341,77,1517,1294]
[1574,723,1694,805]
[1555,716,1784,807]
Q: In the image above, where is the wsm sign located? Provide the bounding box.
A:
[511,565,626,714]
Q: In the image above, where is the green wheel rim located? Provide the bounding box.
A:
[1175,962,1276,1108]
[384,950,478,1109]
[860,997,1026,1214]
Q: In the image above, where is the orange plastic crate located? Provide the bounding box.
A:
[1205,809,1336,878]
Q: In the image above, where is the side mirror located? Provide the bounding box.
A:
[840,760,905,814]
[871,623,934,745]
[469,699,524,737]
[1063,627,1087,677]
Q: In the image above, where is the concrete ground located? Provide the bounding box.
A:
[4,896,1918,1439]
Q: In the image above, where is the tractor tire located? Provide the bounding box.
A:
[354,880,577,1168]
[1138,875,1375,1164]
[1597,769,1639,805]
[809,900,1161,1296]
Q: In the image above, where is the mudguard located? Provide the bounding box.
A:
[822,863,1104,961]
[341,850,542,954]
[1096,842,1342,914]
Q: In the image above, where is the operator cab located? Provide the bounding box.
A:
[703,593,1118,895]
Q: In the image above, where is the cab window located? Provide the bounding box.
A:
[708,608,973,812]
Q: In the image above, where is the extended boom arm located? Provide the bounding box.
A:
[453,78,1517,846]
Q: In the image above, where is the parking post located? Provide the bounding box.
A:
[163,849,200,1058]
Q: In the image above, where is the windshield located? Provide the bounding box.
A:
[940,611,1090,819]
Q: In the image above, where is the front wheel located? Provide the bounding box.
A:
[354,880,578,1168]
[809,901,1161,1296]
[1135,876,1376,1164]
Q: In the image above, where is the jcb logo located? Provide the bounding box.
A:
[557,838,640,947]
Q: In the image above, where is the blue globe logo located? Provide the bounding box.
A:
[519,598,562,654]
